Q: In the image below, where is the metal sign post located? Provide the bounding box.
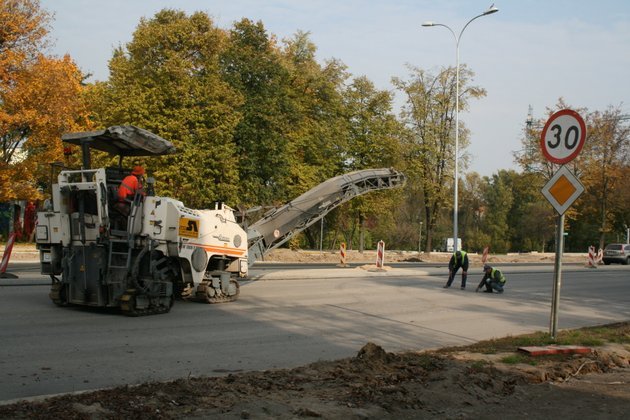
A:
[550,214,565,338]
[541,168,584,339]
[539,109,586,340]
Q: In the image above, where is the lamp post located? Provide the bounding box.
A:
[320,217,324,253]
[422,5,498,253]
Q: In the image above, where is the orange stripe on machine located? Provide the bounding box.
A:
[189,244,246,257]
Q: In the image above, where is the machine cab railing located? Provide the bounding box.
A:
[51,126,176,239]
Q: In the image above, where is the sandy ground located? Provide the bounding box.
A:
[3,244,590,265]
[262,248,589,265]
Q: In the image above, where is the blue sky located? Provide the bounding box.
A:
[40,0,630,176]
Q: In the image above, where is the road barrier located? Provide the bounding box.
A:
[0,232,18,278]
[376,240,385,268]
[338,242,348,267]
[587,246,597,268]
[586,246,603,268]
[482,246,489,264]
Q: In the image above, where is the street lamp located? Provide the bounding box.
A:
[422,5,498,253]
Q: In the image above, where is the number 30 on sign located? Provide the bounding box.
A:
[540,109,586,164]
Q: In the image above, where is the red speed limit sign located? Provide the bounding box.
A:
[540,109,586,164]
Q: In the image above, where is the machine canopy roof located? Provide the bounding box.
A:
[61,125,176,157]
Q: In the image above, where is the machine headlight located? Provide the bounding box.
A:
[191,247,207,272]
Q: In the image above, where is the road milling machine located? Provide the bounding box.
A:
[35,126,406,315]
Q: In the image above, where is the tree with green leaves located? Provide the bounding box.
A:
[221,18,293,206]
[273,32,357,249]
[87,9,243,208]
[480,170,514,253]
[393,65,485,252]
[506,171,554,252]
[458,172,489,251]
[279,31,349,199]
[337,76,404,250]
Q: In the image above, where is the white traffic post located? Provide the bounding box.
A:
[596,248,603,265]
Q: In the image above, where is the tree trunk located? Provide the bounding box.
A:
[599,175,608,249]
[424,207,433,253]
[304,227,317,249]
[330,227,339,251]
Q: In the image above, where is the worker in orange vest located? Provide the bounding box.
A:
[115,165,145,216]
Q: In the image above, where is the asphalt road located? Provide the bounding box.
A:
[0,262,628,402]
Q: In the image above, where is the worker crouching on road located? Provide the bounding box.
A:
[443,250,469,290]
[476,264,506,294]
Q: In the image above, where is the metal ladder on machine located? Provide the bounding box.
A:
[107,193,142,281]
[107,236,132,284]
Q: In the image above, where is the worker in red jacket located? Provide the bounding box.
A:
[115,165,145,216]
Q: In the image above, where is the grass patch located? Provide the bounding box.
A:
[470,360,490,370]
[439,321,629,355]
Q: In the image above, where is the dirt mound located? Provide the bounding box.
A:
[356,342,390,364]
[1,329,628,419]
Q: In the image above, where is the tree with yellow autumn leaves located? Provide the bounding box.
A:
[1,2,627,250]
[0,0,90,202]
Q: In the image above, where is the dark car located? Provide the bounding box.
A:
[602,243,630,265]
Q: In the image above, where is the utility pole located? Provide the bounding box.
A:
[319,218,324,253]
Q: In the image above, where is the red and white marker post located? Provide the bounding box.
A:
[481,246,489,264]
[375,240,385,269]
[586,246,597,268]
[0,232,18,279]
[338,242,348,267]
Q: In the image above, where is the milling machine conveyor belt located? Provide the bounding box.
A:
[246,168,406,266]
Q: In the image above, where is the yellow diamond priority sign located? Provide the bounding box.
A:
[541,166,584,215]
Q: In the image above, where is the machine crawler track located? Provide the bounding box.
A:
[195,279,240,303]
[120,289,173,316]
[49,280,69,307]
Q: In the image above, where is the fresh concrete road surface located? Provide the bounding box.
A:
[0,262,628,402]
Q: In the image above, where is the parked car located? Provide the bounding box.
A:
[602,243,630,265]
